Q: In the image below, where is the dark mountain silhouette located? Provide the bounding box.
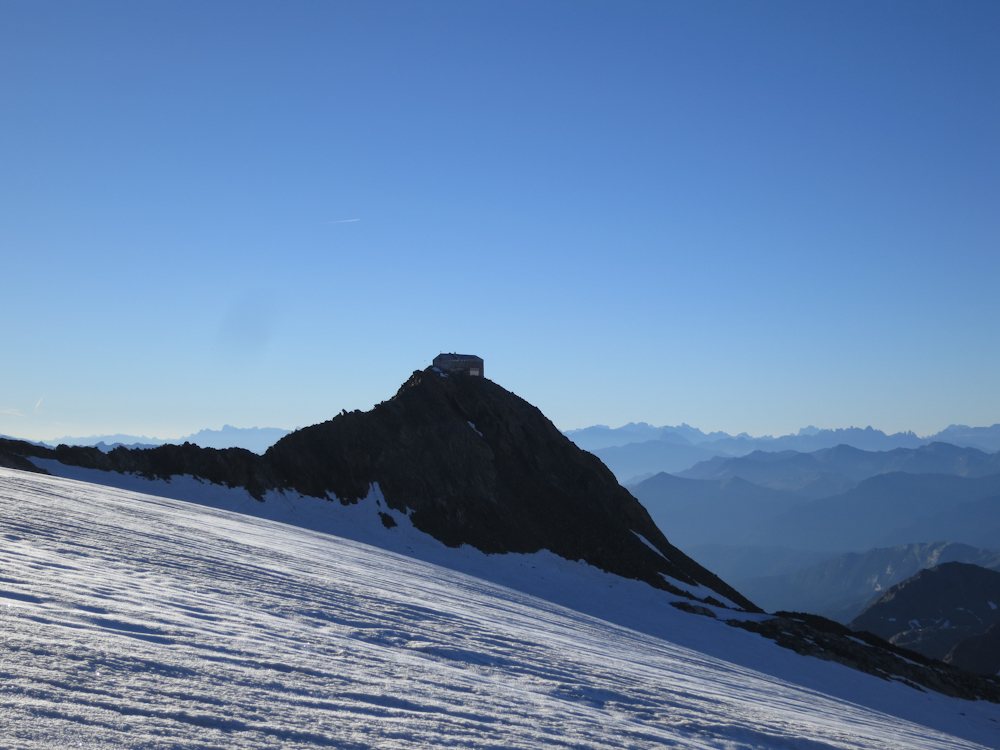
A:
[946,622,1000,676]
[0,443,45,473]
[89,441,160,451]
[850,563,1000,666]
[262,369,750,606]
[0,369,752,610]
[739,542,1000,623]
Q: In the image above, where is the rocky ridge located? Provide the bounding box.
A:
[1,369,751,610]
[850,562,1000,674]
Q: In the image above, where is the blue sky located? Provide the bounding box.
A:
[3,1,999,441]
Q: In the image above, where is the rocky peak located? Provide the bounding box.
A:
[266,368,754,609]
[0,368,754,610]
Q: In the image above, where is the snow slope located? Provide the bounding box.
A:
[2,468,999,749]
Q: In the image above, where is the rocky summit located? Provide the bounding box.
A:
[0,368,753,610]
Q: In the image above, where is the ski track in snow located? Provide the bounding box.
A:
[1,468,999,749]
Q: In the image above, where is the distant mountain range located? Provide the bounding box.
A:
[564,423,735,452]
[686,441,1000,479]
[42,425,292,455]
[630,442,1000,628]
[40,421,1000,476]
[630,444,1000,552]
[679,442,1000,496]
[565,423,1000,482]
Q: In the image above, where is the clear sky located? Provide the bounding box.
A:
[3,1,999,441]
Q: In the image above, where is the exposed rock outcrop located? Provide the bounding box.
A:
[946,622,1000,676]
[729,610,1000,701]
[264,369,753,606]
[850,562,1000,661]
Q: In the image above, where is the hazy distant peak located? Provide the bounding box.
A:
[45,432,165,447]
[40,425,292,455]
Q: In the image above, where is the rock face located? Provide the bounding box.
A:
[6,438,276,498]
[730,610,1000,701]
[0,444,44,473]
[946,622,1000,676]
[0,369,753,610]
[264,369,754,608]
[850,562,1000,664]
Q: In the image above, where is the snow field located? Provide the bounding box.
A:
[1,468,999,749]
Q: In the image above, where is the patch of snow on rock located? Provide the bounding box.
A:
[630,530,670,561]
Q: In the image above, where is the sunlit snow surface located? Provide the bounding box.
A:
[2,469,999,749]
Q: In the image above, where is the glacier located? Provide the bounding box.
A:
[1,467,999,749]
